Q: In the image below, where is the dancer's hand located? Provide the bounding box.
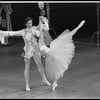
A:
[40,45,50,57]
[40,45,46,51]
[40,45,50,53]
[35,30,40,37]
[45,48,50,53]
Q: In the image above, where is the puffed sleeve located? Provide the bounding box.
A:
[0,30,9,44]
[0,29,24,44]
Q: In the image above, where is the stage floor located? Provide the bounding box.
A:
[0,37,100,99]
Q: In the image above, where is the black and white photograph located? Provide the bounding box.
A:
[0,1,100,99]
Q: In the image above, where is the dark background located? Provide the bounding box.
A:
[0,3,98,41]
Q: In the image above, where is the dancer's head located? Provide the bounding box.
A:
[24,17,33,28]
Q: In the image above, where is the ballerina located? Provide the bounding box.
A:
[34,16,85,91]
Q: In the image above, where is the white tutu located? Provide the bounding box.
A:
[44,30,75,83]
[43,20,85,83]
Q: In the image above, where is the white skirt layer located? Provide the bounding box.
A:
[44,30,75,83]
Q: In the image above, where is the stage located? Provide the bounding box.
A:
[0,37,100,99]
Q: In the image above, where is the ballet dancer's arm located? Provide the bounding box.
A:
[8,29,24,36]
[0,29,24,44]
[0,29,24,37]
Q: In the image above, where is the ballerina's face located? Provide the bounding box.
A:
[25,20,33,28]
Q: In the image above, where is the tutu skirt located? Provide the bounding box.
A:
[44,30,75,83]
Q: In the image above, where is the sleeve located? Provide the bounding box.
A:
[8,29,24,36]
[0,29,24,37]
[0,29,24,44]
[0,30,9,37]
[0,30,9,44]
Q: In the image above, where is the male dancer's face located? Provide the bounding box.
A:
[25,20,32,28]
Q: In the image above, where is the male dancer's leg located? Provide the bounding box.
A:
[24,58,31,91]
[33,53,51,86]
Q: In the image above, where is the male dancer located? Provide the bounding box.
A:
[0,17,51,91]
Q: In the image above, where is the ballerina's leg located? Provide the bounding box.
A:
[70,20,85,36]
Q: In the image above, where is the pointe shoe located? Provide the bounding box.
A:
[26,87,30,91]
[52,82,58,91]
[78,20,85,29]
[42,79,51,86]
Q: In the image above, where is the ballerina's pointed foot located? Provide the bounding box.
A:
[52,82,58,91]
[26,87,30,91]
[42,79,51,86]
[78,20,85,28]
